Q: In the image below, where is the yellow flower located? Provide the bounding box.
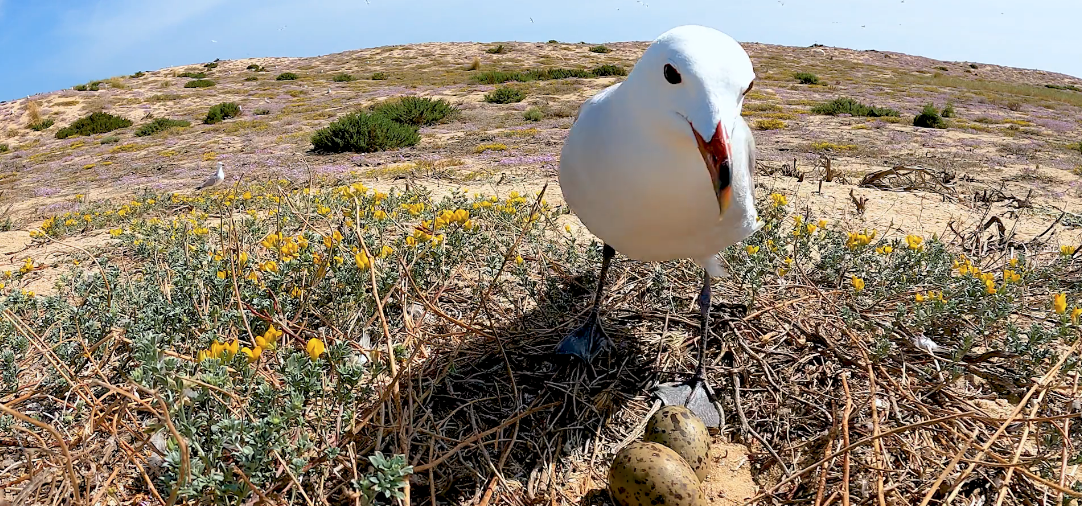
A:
[817,219,828,228]
[110,228,123,237]
[242,191,252,200]
[984,278,997,295]
[1003,269,1021,284]
[1062,245,1077,256]
[241,346,262,363]
[875,245,893,255]
[463,219,475,231]
[245,271,259,282]
[1073,307,1082,325]
[1053,293,1067,314]
[216,271,226,279]
[260,260,279,273]
[1009,257,1019,267]
[306,338,325,360]
[210,340,225,359]
[379,245,394,258]
[317,205,331,216]
[290,286,303,298]
[851,276,865,291]
[225,340,239,359]
[846,230,875,250]
[197,350,210,362]
[770,193,788,207]
[905,235,924,251]
[238,252,249,264]
[20,258,34,274]
[355,251,371,270]
[373,209,388,220]
[745,245,760,255]
[806,224,817,234]
[915,292,925,302]
[515,255,524,265]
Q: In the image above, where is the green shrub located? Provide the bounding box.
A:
[913,104,947,129]
[371,72,387,80]
[205,102,242,124]
[135,118,191,137]
[100,136,120,145]
[254,108,271,116]
[1046,84,1082,92]
[178,71,207,79]
[970,63,979,69]
[523,107,544,121]
[486,44,507,54]
[811,97,899,117]
[246,64,263,71]
[29,119,55,131]
[941,103,955,118]
[184,79,216,88]
[589,45,611,53]
[204,62,219,69]
[333,73,355,82]
[935,66,949,72]
[547,39,559,43]
[245,76,258,81]
[0,144,7,153]
[484,87,525,104]
[276,72,298,81]
[311,112,420,153]
[131,71,146,78]
[794,72,820,85]
[73,81,102,91]
[472,65,626,84]
[55,112,133,139]
[372,96,456,126]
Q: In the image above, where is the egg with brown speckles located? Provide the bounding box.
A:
[608,441,704,506]
[643,405,711,481]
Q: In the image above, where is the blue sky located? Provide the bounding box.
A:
[0,0,1079,102]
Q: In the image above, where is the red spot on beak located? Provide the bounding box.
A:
[692,120,733,214]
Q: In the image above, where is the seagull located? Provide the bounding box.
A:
[196,161,225,190]
[556,25,761,427]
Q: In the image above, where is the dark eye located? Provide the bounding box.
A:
[663,64,681,84]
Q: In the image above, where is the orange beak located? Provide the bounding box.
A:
[692,120,733,214]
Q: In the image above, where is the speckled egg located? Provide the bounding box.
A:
[643,405,711,481]
[608,441,704,506]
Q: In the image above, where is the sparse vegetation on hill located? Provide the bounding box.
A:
[370,96,456,126]
[472,65,626,84]
[486,44,507,54]
[589,45,611,53]
[276,72,299,81]
[135,118,192,137]
[204,102,241,124]
[28,119,54,131]
[371,72,387,80]
[246,64,266,72]
[523,107,544,121]
[484,86,525,104]
[178,71,207,79]
[54,111,132,139]
[332,73,354,82]
[131,71,146,78]
[184,79,216,88]
[811,97,900,117]
[0,143,8,153]
[310,111,420,153]
[72,81,102,91]
[794,72,820,85]
[204,62,219,69]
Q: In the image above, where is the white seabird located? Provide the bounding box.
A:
[196,161,225,190]
[556,25,761,426]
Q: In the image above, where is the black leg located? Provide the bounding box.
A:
[655,269,725,428]
[555,244,615,362]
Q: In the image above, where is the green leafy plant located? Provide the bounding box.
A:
[547,39,559,43]
[794,72,820,85]
[333,73,355,82]
[29,119,55,131]
[177,71,207,79]
[184,79,216,88]
[276,72,298,81]
[941,102,955,118]
[486,44,507,54]
[360,452,413,503]
[371,72,387,80]
[135,118,191,137]
[484,87,525,104]
[0,144,8,153]
[254,108,271,116]
[1046,83,1082,92]
[311,111,420,153]
[100,136,120,144]
[246,64,266,71]
[205,102,242,124]
[55,112,133,139]
[913,103,947,129]
[523,107,544,121]
[73,81,102,91]
[371,96,456,126]
[471,65,625,84]
[245,76,258,81]
[131,71,146,78]
[811,97,900,117]
[204,62,219,69]
[589,45,611,53]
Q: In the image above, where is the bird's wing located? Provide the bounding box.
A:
[738,118,757,190]
[197,175,217,189]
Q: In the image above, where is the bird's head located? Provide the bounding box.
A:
[626,25,755,214]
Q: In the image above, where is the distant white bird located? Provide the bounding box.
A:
[556,25,761,427]
[196,161,225,190]
[211,39,218,43]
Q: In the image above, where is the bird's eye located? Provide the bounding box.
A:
[663,64,682,84]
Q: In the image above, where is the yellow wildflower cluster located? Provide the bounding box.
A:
[914,291,945,303]
[434,209,472,231]
[19,258,34,274]
[905,235,923,252]
[745,245,760,255]
[846,229,876,250]
[851,276,865,292]
[402,202,424,216]
[770,193,788,207]
[262,232,308,262]
[875,245,893,255]
[198,339,240,362]
[256,325,282,350]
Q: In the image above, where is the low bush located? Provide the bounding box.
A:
[73,81,102,91]
[135,118,191,137]
[486,45,507,54]
[29,119,55,131]
[100,136,120,144]
[371,72,387,80]
[184,79,215,88]
[941,103,955,118]
[471,65,626,84]
[311,112,420,153]
[523,107,544,121]
[0,144,7,153]
[484,87,525,104]
[56,112,132,139]
[276,72,298,81]
[131,71,146,78]
[371,96,456,127]
[245,76,258,81]
[254,108,271,116]
[589,45,611,53]
[794,72,820,85]
[811,97,899,117]
[754,119,787,130]
[178,71,207,79]
[913,104,947,129]
[204,62,219,69]
[205,102,241,124]
[333,73,355,82]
